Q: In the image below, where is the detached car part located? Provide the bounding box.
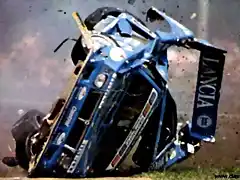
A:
[6,6,226,178]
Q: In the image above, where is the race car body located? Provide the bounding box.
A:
[8,6,226,178]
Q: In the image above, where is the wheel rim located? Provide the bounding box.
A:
[25,132,40,159]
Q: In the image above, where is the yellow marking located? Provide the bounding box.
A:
[29,12,94,171]
[72,12,93,49]
[143,64,148,68]
[29,50,93,173]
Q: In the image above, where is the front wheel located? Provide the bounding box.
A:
[11,109,45,170]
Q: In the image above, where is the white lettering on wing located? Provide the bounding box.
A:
[196,56,219,108]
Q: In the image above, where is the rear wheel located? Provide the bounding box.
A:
[11,109,45,170]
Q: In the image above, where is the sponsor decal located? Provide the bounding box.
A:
[77,87,87,100]
[197,115,212,128]
[196,56,219,109]
[67,140,88,173]
[192,50,225,137]
[56,132,66,145]
[65,106,77,127]
[98,73,116,109]
[106,89,158,170]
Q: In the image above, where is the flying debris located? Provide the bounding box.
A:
[190,13,197,19]
[128,0,136,5]
[17,109,24,116]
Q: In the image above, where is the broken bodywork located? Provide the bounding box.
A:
[5,6,226,178]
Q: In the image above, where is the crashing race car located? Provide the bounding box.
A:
[3,6,226,178]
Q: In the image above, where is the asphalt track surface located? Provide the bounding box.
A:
[0,0,240,177]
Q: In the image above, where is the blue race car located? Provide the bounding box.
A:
[5,6,226,178]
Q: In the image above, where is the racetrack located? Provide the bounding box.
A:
[0,0,239,177]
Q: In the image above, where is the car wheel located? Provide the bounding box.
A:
[11,109,45,170]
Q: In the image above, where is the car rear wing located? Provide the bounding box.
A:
[146,7,227,171]
[146,6,227,142]
[187,39,226,142]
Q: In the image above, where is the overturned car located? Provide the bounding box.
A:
[4,6,226,178]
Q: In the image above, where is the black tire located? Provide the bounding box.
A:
[11,109,45,170]
[71,36,88,66]
[71,7,146,65]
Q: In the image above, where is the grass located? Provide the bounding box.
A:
[0,167,239,180]
[135,167,240,180]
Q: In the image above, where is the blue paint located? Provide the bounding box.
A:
[30,6,226,177]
